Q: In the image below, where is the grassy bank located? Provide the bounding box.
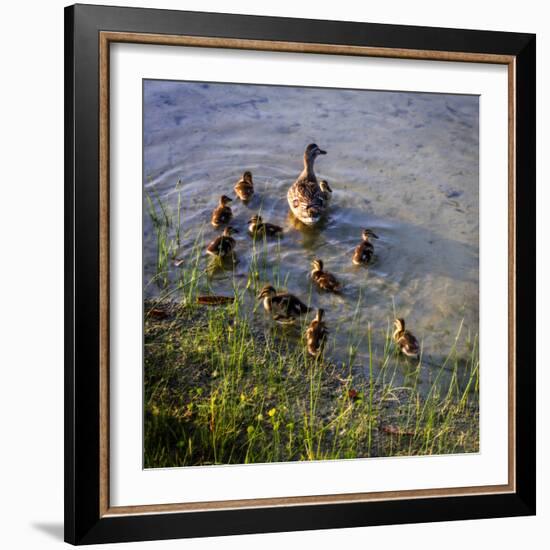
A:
[144,298,479,468]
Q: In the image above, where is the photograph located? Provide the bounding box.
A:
[142,79,480,468]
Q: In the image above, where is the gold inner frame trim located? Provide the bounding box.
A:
[98,31,516,517]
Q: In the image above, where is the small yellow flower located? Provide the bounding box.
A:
[268,407,277,418]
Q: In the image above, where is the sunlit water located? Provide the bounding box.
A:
[143,80,479,385]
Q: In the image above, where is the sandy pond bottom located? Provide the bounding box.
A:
[143,80,479,394]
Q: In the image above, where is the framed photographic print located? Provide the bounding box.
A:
[64,3,536,545]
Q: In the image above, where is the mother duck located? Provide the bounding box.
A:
[287,143,328,225]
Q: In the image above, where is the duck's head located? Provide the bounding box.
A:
[257,285,276,299]
[362,228,379,241]
[319,180,332,193]
[311,258,324,272]
[219,195,233,206]
[242,171,253,182]
[316,308,325,322]
[304,143,327,161]
[222,226,238,236]
[394,318,405,332]
[248,214,263,225]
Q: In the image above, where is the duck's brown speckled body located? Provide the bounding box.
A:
[206,226,238,258]
[352,229,378,266]
[310,259,341,293]
[319,180,332,205]
[234,171,254,202]
[248,215,283,237]
[306,309,329,357]
[392,318,420,358]
[211,195,233,227]
[257,284,310,324]
[287,144,328,225]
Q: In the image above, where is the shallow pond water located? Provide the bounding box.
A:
[143,80,479,386]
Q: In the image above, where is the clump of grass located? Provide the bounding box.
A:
[144,294,479,468]
[145,187,176,288]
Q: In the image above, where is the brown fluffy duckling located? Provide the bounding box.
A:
[234,171,254,202]
[248,215,283,237]
[392,318,420,358]
[352,229,379,266]
[211,195,233,227]
[257,284,310,324]
[310,259,342,293]
[306,308,329,357]
[287,143,328,225]
[206,226,238,258]
[319,180,332,204]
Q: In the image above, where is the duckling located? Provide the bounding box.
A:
[352,229,379,266]
[211,195,233,227]
[287,143,328,225]
[392,318,420,358]
[248,215,283,237]
[257,284,311,324]
[306,308,329,357]
[234,171,254,202]
[319,180,332,204]
[310,259,342,293]
[206,226,238,258]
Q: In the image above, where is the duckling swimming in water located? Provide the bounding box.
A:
[392,318,420,358]
[211,195,233,227]
[287,143,328,225]
[310,259,342,293]
[257,284,311,324]
[234,171,254,202]
[206,226,238,258]
[352,229,379,266]
[248,215,283,237]
[319,180,332,204]
[306,309,329,357]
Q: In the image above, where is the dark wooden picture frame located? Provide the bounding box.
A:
[65,3,536,545]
